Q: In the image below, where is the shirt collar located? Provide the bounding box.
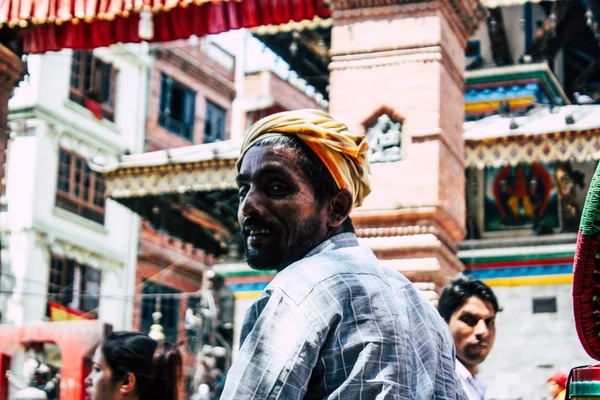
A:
[305,232,359,258]
[456,360,476,379]
[456,360,487,400]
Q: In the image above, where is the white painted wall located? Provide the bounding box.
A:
[471,24,492,64]
[502,6,525,63]
[1,44,149,331]
[479,284,595,400]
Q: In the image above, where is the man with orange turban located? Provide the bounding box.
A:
[222,109,464,399]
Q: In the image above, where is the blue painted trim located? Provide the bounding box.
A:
[464,264,573,279]
[229,282,269,292]
[465,82,549,103]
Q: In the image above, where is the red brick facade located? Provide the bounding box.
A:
[240,70,324,131]
[329,0,483,292]
[145,39,236,152]
[0,44,24,202]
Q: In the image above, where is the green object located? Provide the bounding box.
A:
[570,381,600,396]
[574,164,600,360]
[579,163,600,236]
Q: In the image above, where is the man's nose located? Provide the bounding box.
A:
[239,187,264,219]
[474,319,489,338]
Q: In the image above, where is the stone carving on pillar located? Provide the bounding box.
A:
[366,114,402,163]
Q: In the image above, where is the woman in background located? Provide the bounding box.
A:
[85,331,182,400]
[548,371,568,400]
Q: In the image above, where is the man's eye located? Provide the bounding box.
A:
[238,187,248,198]
[461,316,477,327]
[269,183,287,194]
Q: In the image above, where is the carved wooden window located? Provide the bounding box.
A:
[56,148,106,224]
[48,255,102,314]
[159,73,196,141]
[204,100,226,143]
[70,50,118,122]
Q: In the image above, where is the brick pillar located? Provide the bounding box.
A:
[329,0,484,295]
[0,43,25,134]
[0,42,25,288]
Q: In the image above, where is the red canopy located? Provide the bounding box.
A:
[0,0,330,53]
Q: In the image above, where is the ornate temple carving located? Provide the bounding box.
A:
[366,113,402,163]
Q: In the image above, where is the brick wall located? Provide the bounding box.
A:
[131,259,201,334]
[267,72,323,111]
[329,5,474,286]
[146,51,235,151]
[243,72,266,97]
[240,70,324,134]
[0,44,25,133]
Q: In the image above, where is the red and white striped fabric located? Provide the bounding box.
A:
[0,0,330,53]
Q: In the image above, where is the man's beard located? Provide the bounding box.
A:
[241,214,324,272]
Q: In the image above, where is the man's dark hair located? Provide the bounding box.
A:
[438,275,500,322]
[252,135,354,232]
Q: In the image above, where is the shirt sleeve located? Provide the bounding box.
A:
[220,290,323,400]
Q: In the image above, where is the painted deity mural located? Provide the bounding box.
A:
[484,162,560,233]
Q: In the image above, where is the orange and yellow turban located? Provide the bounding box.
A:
[236,109,371,208]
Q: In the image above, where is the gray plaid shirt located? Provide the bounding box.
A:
[222,233,466,399]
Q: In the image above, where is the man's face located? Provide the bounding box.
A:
[236,144,330,271]
[448,296,496,373]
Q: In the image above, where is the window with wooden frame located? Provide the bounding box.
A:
[56,148,106,224]
[158,73,196,141]
[48,255,102,315]
[204,99,226,143]
[70,50,118,122]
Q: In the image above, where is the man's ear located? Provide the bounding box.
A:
[119,372,137,395]
[327,189,353,228]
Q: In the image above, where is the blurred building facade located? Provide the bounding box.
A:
[0,44,150,399]
[0,44,150,330]
[132,37,237,397]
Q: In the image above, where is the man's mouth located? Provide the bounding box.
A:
[241,217,278,248]
[244,227,273,246]
[470,343,488,352]
[248,228,270,237]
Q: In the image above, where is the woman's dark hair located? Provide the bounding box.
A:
[251,135,354,232]
[101,331,182,400]
[437,275,500,322]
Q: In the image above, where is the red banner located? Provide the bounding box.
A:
[48,302,94,322]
